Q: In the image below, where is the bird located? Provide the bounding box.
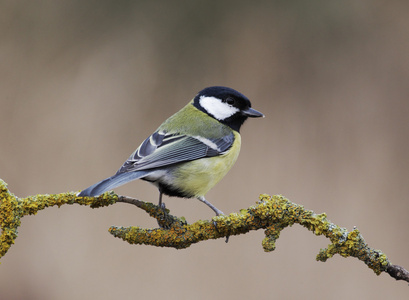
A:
[78,86,264,216]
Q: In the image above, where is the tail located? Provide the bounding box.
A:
[77,170,150,197]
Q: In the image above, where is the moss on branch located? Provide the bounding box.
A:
[0,178,407,282]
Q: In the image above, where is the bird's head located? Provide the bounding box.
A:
[193,86,264,132]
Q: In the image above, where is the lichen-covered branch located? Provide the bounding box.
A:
[0,179,407,283]
[0,179,117,258]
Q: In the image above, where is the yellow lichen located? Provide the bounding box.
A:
[0,178,393,276]
[0,180,120,260]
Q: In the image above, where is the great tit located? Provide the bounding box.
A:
[78,86,264,216]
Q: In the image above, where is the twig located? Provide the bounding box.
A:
[387,264,409,282]
[0,178,407,283]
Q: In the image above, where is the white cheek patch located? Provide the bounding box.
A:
[199,96,239,120]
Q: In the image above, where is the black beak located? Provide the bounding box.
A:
[242,107,264,118]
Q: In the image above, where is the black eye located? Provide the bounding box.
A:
[225,97,235,105]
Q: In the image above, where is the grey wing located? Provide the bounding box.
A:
[116,130,234,174]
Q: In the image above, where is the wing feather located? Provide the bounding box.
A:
[116,131,234,174]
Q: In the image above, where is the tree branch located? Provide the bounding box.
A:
[0,179,407,283]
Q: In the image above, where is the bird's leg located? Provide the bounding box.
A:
[158,191,165,210]
[157,191,172,228]
[197,196,229,243]
[197,196,224,216]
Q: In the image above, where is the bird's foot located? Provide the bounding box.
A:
[156,202,187,229]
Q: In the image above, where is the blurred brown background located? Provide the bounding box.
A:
[1,1,408,299]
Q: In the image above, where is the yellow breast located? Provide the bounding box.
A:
[172,131,241,197]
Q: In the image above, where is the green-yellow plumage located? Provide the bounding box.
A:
[158,101,241,198]
[171,131,241,198]
[158,100,232,138]
[78,86,263,216]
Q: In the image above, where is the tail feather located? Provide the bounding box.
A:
[78,171,150,197]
